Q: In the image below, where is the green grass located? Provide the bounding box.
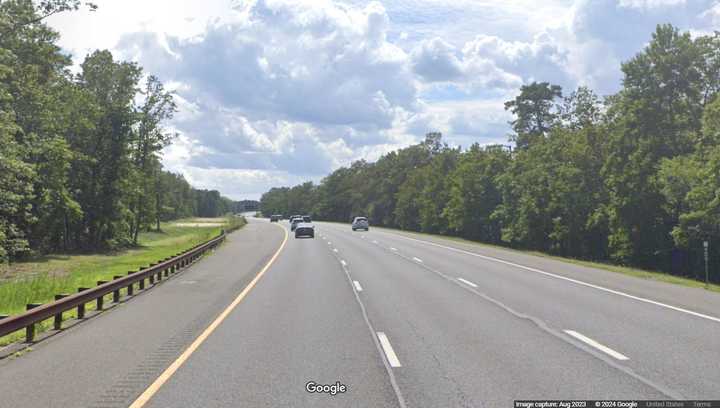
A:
[0,216,246,347]
[365,224,720,294]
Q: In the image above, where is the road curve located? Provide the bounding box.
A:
[0,220,285,408]
[1,218,719,407]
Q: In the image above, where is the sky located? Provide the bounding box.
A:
[46,0,720,200]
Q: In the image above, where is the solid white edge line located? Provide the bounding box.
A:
[564,330,629,361]
[377,332,402,367]
[457,277,478,288]
[412,257,423,263]
[341,260,347,266]
[385,233,720,324]
[353,280,363,292]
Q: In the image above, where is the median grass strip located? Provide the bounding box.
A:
[0,216,246,347]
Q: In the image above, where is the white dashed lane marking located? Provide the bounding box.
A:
[377,332,402,368]
[457,278,478,288]
[564,330,629,361]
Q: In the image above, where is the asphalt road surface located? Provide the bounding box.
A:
[1,218,719,407]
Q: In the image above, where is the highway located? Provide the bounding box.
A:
[0,218,719,407]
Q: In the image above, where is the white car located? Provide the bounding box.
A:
[295,222,315,238]
[351,217,369,231]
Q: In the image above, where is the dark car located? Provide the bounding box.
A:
[295,222,315,238]
[270,214,281,222]
[302,215,311,223]
[351,216,369,231]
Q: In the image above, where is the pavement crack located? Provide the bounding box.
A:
[404,318,476,408]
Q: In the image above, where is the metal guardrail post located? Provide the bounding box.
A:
[77,287,90,318]
[25,303,41,342]
[126,271,135,296]
[149,263,160,283]
[112,276,122,302]
[53,294,69,330]
[138,268,146,290]
[96,281,108,310]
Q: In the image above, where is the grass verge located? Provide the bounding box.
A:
[0,215,246,347]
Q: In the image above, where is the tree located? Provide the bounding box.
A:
[260,187,291,217]
[74,50,142,248]
[559,86,603,130]
[601,24,718,266]
[0,0,239,262]
[0,66,34,261]
[504,82,562,149]
[130,75,177,242]
[0,0,96,35]
[659,96,720,248]
[444,144,510,242]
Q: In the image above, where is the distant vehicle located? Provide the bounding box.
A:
[270,214,281,222]
[295,222,315,238]
[352,216,369,231]
[291,217,303,231]
[289,215,302,225]
[302,215,311,223]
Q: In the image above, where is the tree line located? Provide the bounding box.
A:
[0,0,238,262]
[261,24,720,281]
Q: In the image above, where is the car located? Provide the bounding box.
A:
[270,214,281,222]
[294,222,315,238]
[289,215,302,225]
[291,217,303,231]
[352,216,369,231]
[302,215,311,223]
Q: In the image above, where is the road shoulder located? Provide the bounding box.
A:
[0,220,285,408]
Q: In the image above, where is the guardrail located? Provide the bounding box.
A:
[0,230,228,344]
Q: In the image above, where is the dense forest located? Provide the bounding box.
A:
[261,24,720,282]
[0,1,239,262]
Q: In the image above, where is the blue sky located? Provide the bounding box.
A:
[47,0,720,199]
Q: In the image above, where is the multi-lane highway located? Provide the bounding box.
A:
[1,218,719,407]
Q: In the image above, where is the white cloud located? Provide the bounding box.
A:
[45,0,719,199]
[700,2,720,24]
[47,0,235,58]
[618,0,686,9]
[411,37,465,82]
[410,37,524,93]
[462,32,571,86]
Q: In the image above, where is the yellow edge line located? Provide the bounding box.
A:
[129,223,288,408]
